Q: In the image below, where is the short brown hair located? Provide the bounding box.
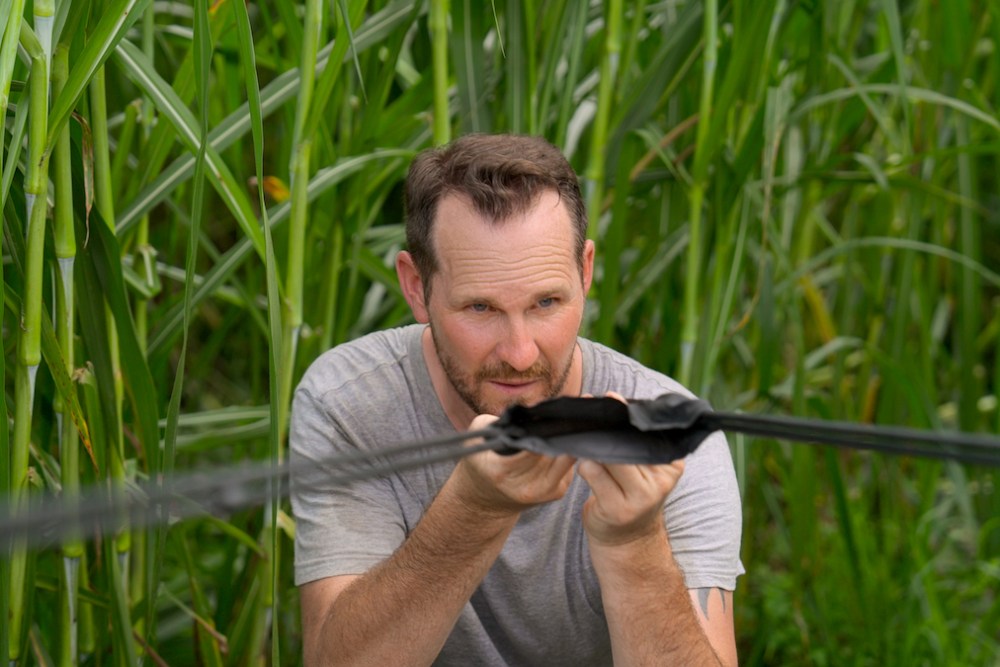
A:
[404,134,588,286]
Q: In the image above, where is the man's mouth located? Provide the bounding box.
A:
[488,378,540,390]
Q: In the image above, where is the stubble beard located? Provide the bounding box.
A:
[430,326,575,417]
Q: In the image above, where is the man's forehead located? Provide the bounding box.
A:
[432,190,573,246]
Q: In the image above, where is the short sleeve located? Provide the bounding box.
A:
[289,384,408,586]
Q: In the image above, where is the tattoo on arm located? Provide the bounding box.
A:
[695,587,727,619]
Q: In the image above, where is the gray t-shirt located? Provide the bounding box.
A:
[290,324,743,666]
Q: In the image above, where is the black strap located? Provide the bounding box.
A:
[1,394,998,548]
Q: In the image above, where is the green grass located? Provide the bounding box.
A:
[2,0,998,664]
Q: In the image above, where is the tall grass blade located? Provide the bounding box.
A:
[46,0,151,151]
[114,40,265,258]
[114,0,416,235]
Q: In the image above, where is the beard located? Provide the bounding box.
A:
[430,327,574,416]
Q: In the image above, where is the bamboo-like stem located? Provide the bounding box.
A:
[281,136,312,421]
[955,118,981,432]
[429,0,450,145]
[76,371,104,658]
[679,0,717,387]
[584,0,621,240]
[52,41,81,667]
[59,559,79,667]
[269,3,323,654]
[282,0,321,425]
[33,0,53,68]
[89,62,130,564]
[10,23,49,663]
[553,0,587,150]
[129,7,157,637]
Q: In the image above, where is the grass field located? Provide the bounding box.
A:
[2,0,998,664]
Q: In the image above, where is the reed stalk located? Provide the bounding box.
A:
[9,21,48,664]
[266,0,323,658]
[679,0,717,387]
[32,0,53,68]
[128,7,157,645]
[430,0,450,145]
[51,41,82,667]
[584,0,621,242]
[88,63,131,580]
[0,31,24,667]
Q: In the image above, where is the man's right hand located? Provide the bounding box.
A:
[450,413,577,515]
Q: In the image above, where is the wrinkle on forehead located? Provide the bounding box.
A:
[443,238,573,272]
[438,236,579,297]
[429,190,583,300]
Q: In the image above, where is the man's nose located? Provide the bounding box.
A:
[496,317,540,372]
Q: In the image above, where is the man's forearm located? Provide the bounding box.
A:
[310,478,519,667]
[589,528,724,667]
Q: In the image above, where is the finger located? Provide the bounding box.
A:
[464,413,503,450]
[594,462,685,503]
[577,460,624,498]
[469,413,499,431]
[604,390,627,404]
[546,454,577,476]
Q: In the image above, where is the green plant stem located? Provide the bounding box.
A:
[584,0,621,240]
[33,0,53,67]
[53,40,81,667]
[283,0,321,431]
[9,24,49,662]
[680,0,717,386]
[134,3,157,349]
[89,63,130,562]
[430,0,450,145]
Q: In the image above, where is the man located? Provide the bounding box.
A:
[291,134,743,666]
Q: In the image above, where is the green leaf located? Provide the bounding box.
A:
[115,0,418,235]
[114,39,265,259]
[46,0,152,150]
[147,150,412,357]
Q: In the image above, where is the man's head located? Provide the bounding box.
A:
[404,133,588,295]
[396,134,594,423]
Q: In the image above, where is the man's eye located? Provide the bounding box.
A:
[469,303,490,313]
[538,297,556,308]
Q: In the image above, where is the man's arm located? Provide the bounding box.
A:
[578,460,737,667]
[301,415,577,667]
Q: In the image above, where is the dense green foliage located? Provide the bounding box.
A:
[2,0,998,664]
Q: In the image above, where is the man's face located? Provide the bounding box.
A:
[419,190,593,419]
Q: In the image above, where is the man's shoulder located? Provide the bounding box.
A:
[296,324,424,401]
[578,337,695,400]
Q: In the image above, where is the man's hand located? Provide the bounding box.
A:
[577,458,684,546]
[452,414,578,515]
[575,391,683,546]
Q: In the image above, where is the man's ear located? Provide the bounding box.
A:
[582,240,595,295]
[396,251,430,323]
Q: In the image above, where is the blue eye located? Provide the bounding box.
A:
[538,297,556,308]
[469,303,490,313]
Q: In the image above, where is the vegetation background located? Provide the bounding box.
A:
[1,0,998,664]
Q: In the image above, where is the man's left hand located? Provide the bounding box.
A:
[576,391,684,547]
[577,457,684,547]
